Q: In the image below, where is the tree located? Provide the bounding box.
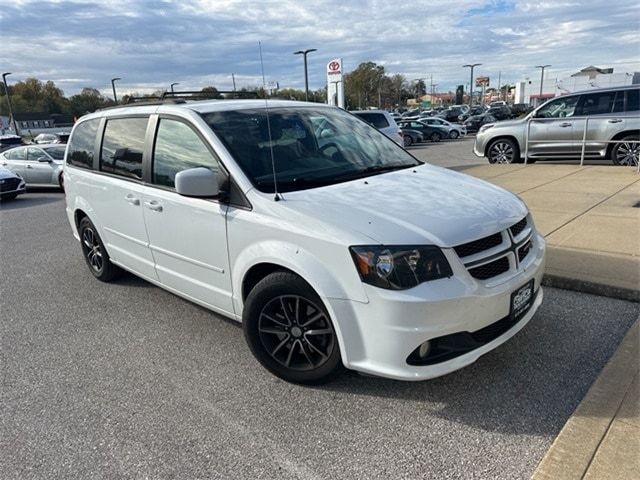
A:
[199,86,222,99]
[344,62,385,109]
[69,88,111,116]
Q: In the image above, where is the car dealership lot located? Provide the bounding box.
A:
[1,191,638,479]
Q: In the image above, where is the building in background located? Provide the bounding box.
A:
[514,66,640,106]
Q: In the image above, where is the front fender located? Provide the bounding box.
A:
[231,240,369,316]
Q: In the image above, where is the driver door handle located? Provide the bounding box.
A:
[26,164,33,168]
[144,200,163,212]
[607,119,623,124]
[124,194,140,206]
[559,122,572,127]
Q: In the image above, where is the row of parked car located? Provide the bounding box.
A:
[0,133,69,200]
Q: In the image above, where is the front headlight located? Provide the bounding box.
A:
[350,245,452,290]
[478,123,495,134]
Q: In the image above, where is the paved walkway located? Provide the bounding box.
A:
[461,164,640,480]
[460,164,640,301]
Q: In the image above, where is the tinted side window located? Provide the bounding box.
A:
[100,117,148,180]
[612,91,624,113]
[626,89,639,112]
[578,92,615,116]
[355,113,390,129]
[152,119,219,188]
[27,148,46,160]
[68,119,99,169]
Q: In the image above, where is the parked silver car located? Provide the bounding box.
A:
[474,85,639,165]
[0,144,66,190]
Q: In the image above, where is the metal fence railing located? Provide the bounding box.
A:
[522,115,640,173]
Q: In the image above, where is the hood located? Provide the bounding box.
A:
[279,164,528,247]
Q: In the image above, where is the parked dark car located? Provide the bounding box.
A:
[458,106,486,123]
[400,128,424,147]
[437,108,465,122]
[486,105,512,121]
[0,135,25,153]
[463,114,497,133]
[511,103,533,117]
[397,120,448,142]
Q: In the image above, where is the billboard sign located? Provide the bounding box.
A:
[475,76,490,87]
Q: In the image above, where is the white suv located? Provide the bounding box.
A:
[64,99,545,384]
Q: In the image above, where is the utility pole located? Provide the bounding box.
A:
[463,63,481,107]
[497,71,501,101]
[1,72,19,135]
[535,65,551,105]
[111,77,121,104]
[231,73,237,92]
[293,48,317,102]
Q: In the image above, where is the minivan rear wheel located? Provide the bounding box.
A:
[79,217,122,282]
[487,138,519,164]
[611,135,639,166]
[243,271,344,384]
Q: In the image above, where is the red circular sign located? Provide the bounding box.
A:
[328,61,340,72]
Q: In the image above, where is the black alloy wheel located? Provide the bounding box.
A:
[243,271,343,384]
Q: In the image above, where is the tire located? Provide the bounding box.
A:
[611,135,639,166]
[430,132,442,142]
[78,217,122,282]
[487,138,520,164]
[58,172,64,192]
[243,271,344,385]
[449,130,460,139]
[403,135,413,147]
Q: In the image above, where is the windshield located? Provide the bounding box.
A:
[43,146,66,160]
[203,107,420,193]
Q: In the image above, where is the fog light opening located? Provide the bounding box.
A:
[418,341,431,359]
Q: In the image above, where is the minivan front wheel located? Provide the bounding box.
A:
[79,217,122,282]
[487,138,519,164]
[243,271,343,384]
[611,135,639,166]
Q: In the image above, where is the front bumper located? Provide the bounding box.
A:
[0,180,26,198]
[473,132,487,157]
[325,233,546,381]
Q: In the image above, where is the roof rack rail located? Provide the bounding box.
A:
[161,90,260,100]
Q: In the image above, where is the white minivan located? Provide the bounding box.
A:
[64,99,545,384]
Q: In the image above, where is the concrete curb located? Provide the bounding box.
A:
[542,274,640,303]
[531,320,639,480]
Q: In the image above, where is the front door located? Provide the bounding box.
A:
[528,95,579,158]
[141,117,234,315]
[26,147,55,184]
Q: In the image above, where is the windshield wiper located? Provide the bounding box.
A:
[333,163,416,181]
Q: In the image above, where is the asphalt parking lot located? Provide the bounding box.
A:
[1,185,638,478]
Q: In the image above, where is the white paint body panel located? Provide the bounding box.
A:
[65,101,546,381]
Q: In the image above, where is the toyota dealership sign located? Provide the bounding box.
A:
[326,58,345,108]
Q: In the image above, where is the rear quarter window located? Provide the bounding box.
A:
[67,119,100,169]
[100,117,148,180]
[625,89,639,113]
[354,113,390,129]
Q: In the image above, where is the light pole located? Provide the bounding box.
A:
[535,65,551,104]
[1,72,19,135]
[170,82,179,93]
[463,63,481,107]
[111,77,121,104]
[293,48,317,102]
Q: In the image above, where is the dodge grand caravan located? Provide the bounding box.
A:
[474,85,640,165]
[65,99,545,384]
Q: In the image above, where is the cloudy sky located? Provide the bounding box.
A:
[1,0,639,97]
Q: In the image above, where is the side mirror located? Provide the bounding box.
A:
[175,167,220,198]
[37,156,51,163]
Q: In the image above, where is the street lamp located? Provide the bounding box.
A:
[1,72,19,135]
[170,82,179,93]
[293,48,317,102]
[463,63,481,106]
[535,65,551,103]
[111,77,121,104]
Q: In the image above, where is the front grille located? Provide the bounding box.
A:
[518,240,532,263]
[510,217,528,238]
[468,256,510,280]
[454,232,502,258]
[0,177,21,192]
